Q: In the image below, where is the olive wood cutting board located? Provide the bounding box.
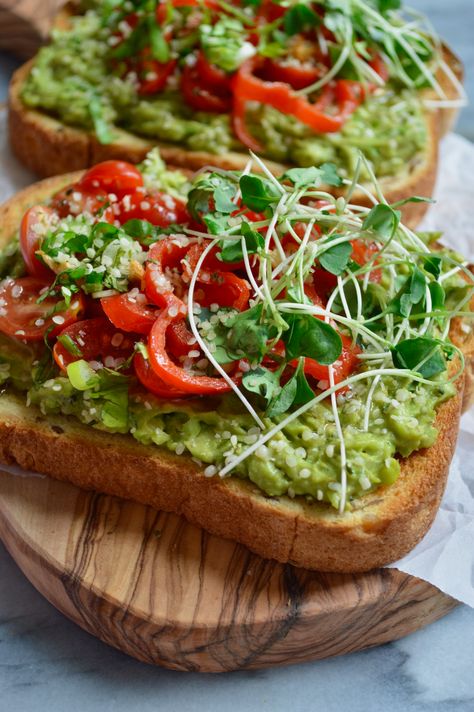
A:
[0,469,457,672]
[0,0,66,59]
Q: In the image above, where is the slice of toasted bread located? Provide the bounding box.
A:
[0,175,472,573]
[8,38,463,228]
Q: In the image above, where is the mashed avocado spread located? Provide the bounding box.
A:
[0,331,454,509]
[21,10,428,180]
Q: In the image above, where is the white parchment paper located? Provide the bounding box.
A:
[1,112,473,604]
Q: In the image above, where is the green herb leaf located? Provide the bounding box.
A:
[239,175,280,212]
[362,204,401,240]
[388,266,426,317]
[242,366,280,402]
[429,281,445,310]
[188,173,238,221]
[376,0,401,12]
[283,313,342,364]
[391,195,435,208]
[319,239,352,276]
[219,221,264,262]
[204,213,231,236]
[267,372,298,417]
[392,337,446,378]
[281,163,342,189]
[283,3,319,35]
[148,18,170,63]
[293,359,316,406]
[57,334,83,357]
[267,360,315,417]
[89,95,114,145]
[424,255,442,278]
[225,304,278,365]
[123,219,158,242]
[199,17,248,73]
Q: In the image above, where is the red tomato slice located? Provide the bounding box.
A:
[0,278,84,342]
[196,272,250,311]
[19,206,54,279]
[117,189,189,227]
[78,160,144,198]
[51,184,115,222]
[181,64,232,113]
[195,51,232,95]
[259,59,322,90]
[52,317,135,370]
[167,319,197,358]
[303,282,325,308]
[312,266,338,300]
[351,241,382,283]
[101,291,157,334]
[148,304,234,394]
[134,351,188,398]
[135,56,177,96]
[145,239,190,308]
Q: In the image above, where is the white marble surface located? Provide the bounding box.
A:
[1,1,474,708]
[2,540,474,712]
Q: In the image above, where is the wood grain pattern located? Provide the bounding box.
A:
[0,0,65,59]
[0,470,457,672]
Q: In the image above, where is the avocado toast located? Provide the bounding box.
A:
[0,152,472,573]
[8,0,464,227]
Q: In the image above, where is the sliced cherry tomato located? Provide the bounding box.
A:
[335,79,367,119]
[303,282,325,308]
[301,335,360,385]
[134,351,188,398]
[181,64,232,113]
[78,160,144,198]
[101,291,157,334]
[0,277,84,342]
[116,189,189,227]
[52,317,134,370]
[51,184,115,222]
[197,272,250,311]
[351,241,382,283]
[195,51,232,95]
[312,266,338,300]
[145,239,190,308]
[259,59,321,90]
[148,303,233,394]
[135,55,177,96]
[167,319,196,358]
[19,206,54,279]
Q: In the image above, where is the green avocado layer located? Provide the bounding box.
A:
[21,11,427,180]
[0,332,454,510]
